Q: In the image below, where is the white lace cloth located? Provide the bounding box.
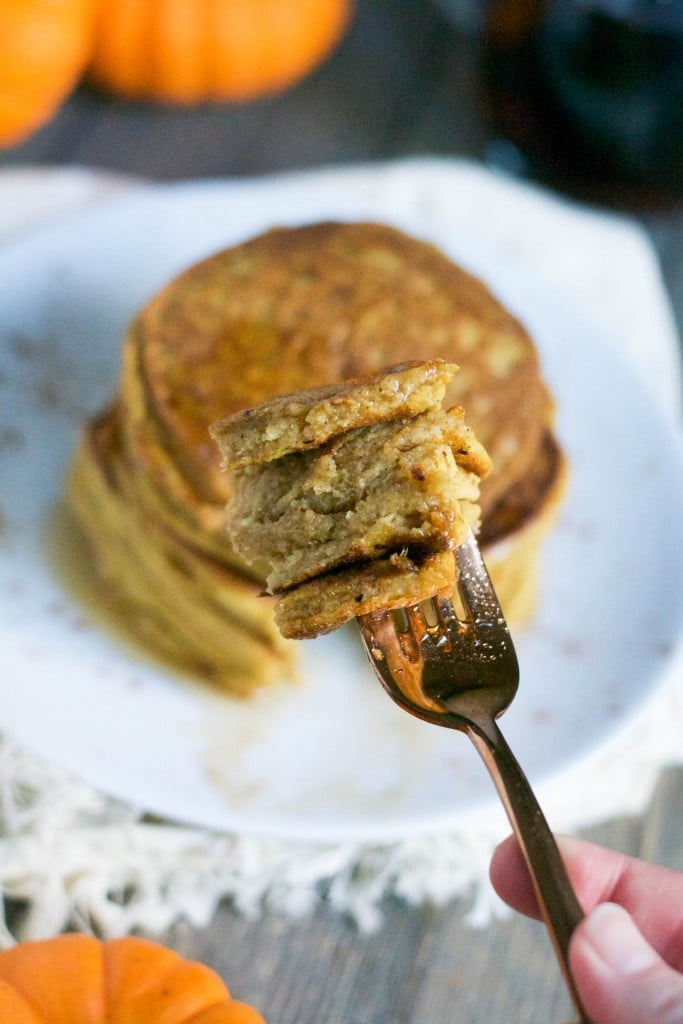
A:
[1,162,682,946]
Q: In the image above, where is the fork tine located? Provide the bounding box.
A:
[405,602,428,639]
[396,607,422,661]
[433,594,460,631]
[455,531,506,625]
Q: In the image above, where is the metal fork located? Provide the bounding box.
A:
[357,532,591,1024]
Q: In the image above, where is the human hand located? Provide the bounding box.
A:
[490,834,683,1024]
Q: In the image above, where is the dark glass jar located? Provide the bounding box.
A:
[482,0,683,206]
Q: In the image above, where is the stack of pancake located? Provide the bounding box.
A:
[66,221,565,696]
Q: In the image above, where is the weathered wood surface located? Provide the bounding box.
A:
[165,774,681,1024]
[1,1,681,1018]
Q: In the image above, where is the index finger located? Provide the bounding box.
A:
[490,833,683,969]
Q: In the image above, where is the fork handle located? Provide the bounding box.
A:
[467,716,591,1024]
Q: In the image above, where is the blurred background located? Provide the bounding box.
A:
[1,0,681,332]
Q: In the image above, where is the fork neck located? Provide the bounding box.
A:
[465,719,590,1023]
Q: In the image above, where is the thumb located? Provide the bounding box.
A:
[570,902,683,1024]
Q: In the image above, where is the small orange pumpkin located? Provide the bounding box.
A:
[0,933,267,1023]
[88,0,354,103]
[0,0,95,146]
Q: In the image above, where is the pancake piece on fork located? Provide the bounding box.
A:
[210,360,492,638]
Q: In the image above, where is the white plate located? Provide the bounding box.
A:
[1,169,683,844]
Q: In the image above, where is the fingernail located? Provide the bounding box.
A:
[580,902,659,975]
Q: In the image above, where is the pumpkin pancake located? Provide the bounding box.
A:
[211,361,492,638]
[483,430,567,624]
[66,406,295,694]
[130,221,553,519]
[118,332,240,563]
[211,359,464,466]
[275,551,458,640]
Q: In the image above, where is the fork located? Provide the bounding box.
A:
[357,531,591,1024]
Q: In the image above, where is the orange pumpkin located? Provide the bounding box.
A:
[88,0,354,103]
[0,933,268,1023]
[0,0,95,146]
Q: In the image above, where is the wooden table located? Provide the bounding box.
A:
[2,2,682,1020]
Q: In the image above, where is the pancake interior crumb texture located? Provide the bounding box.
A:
[211,360,492,638]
